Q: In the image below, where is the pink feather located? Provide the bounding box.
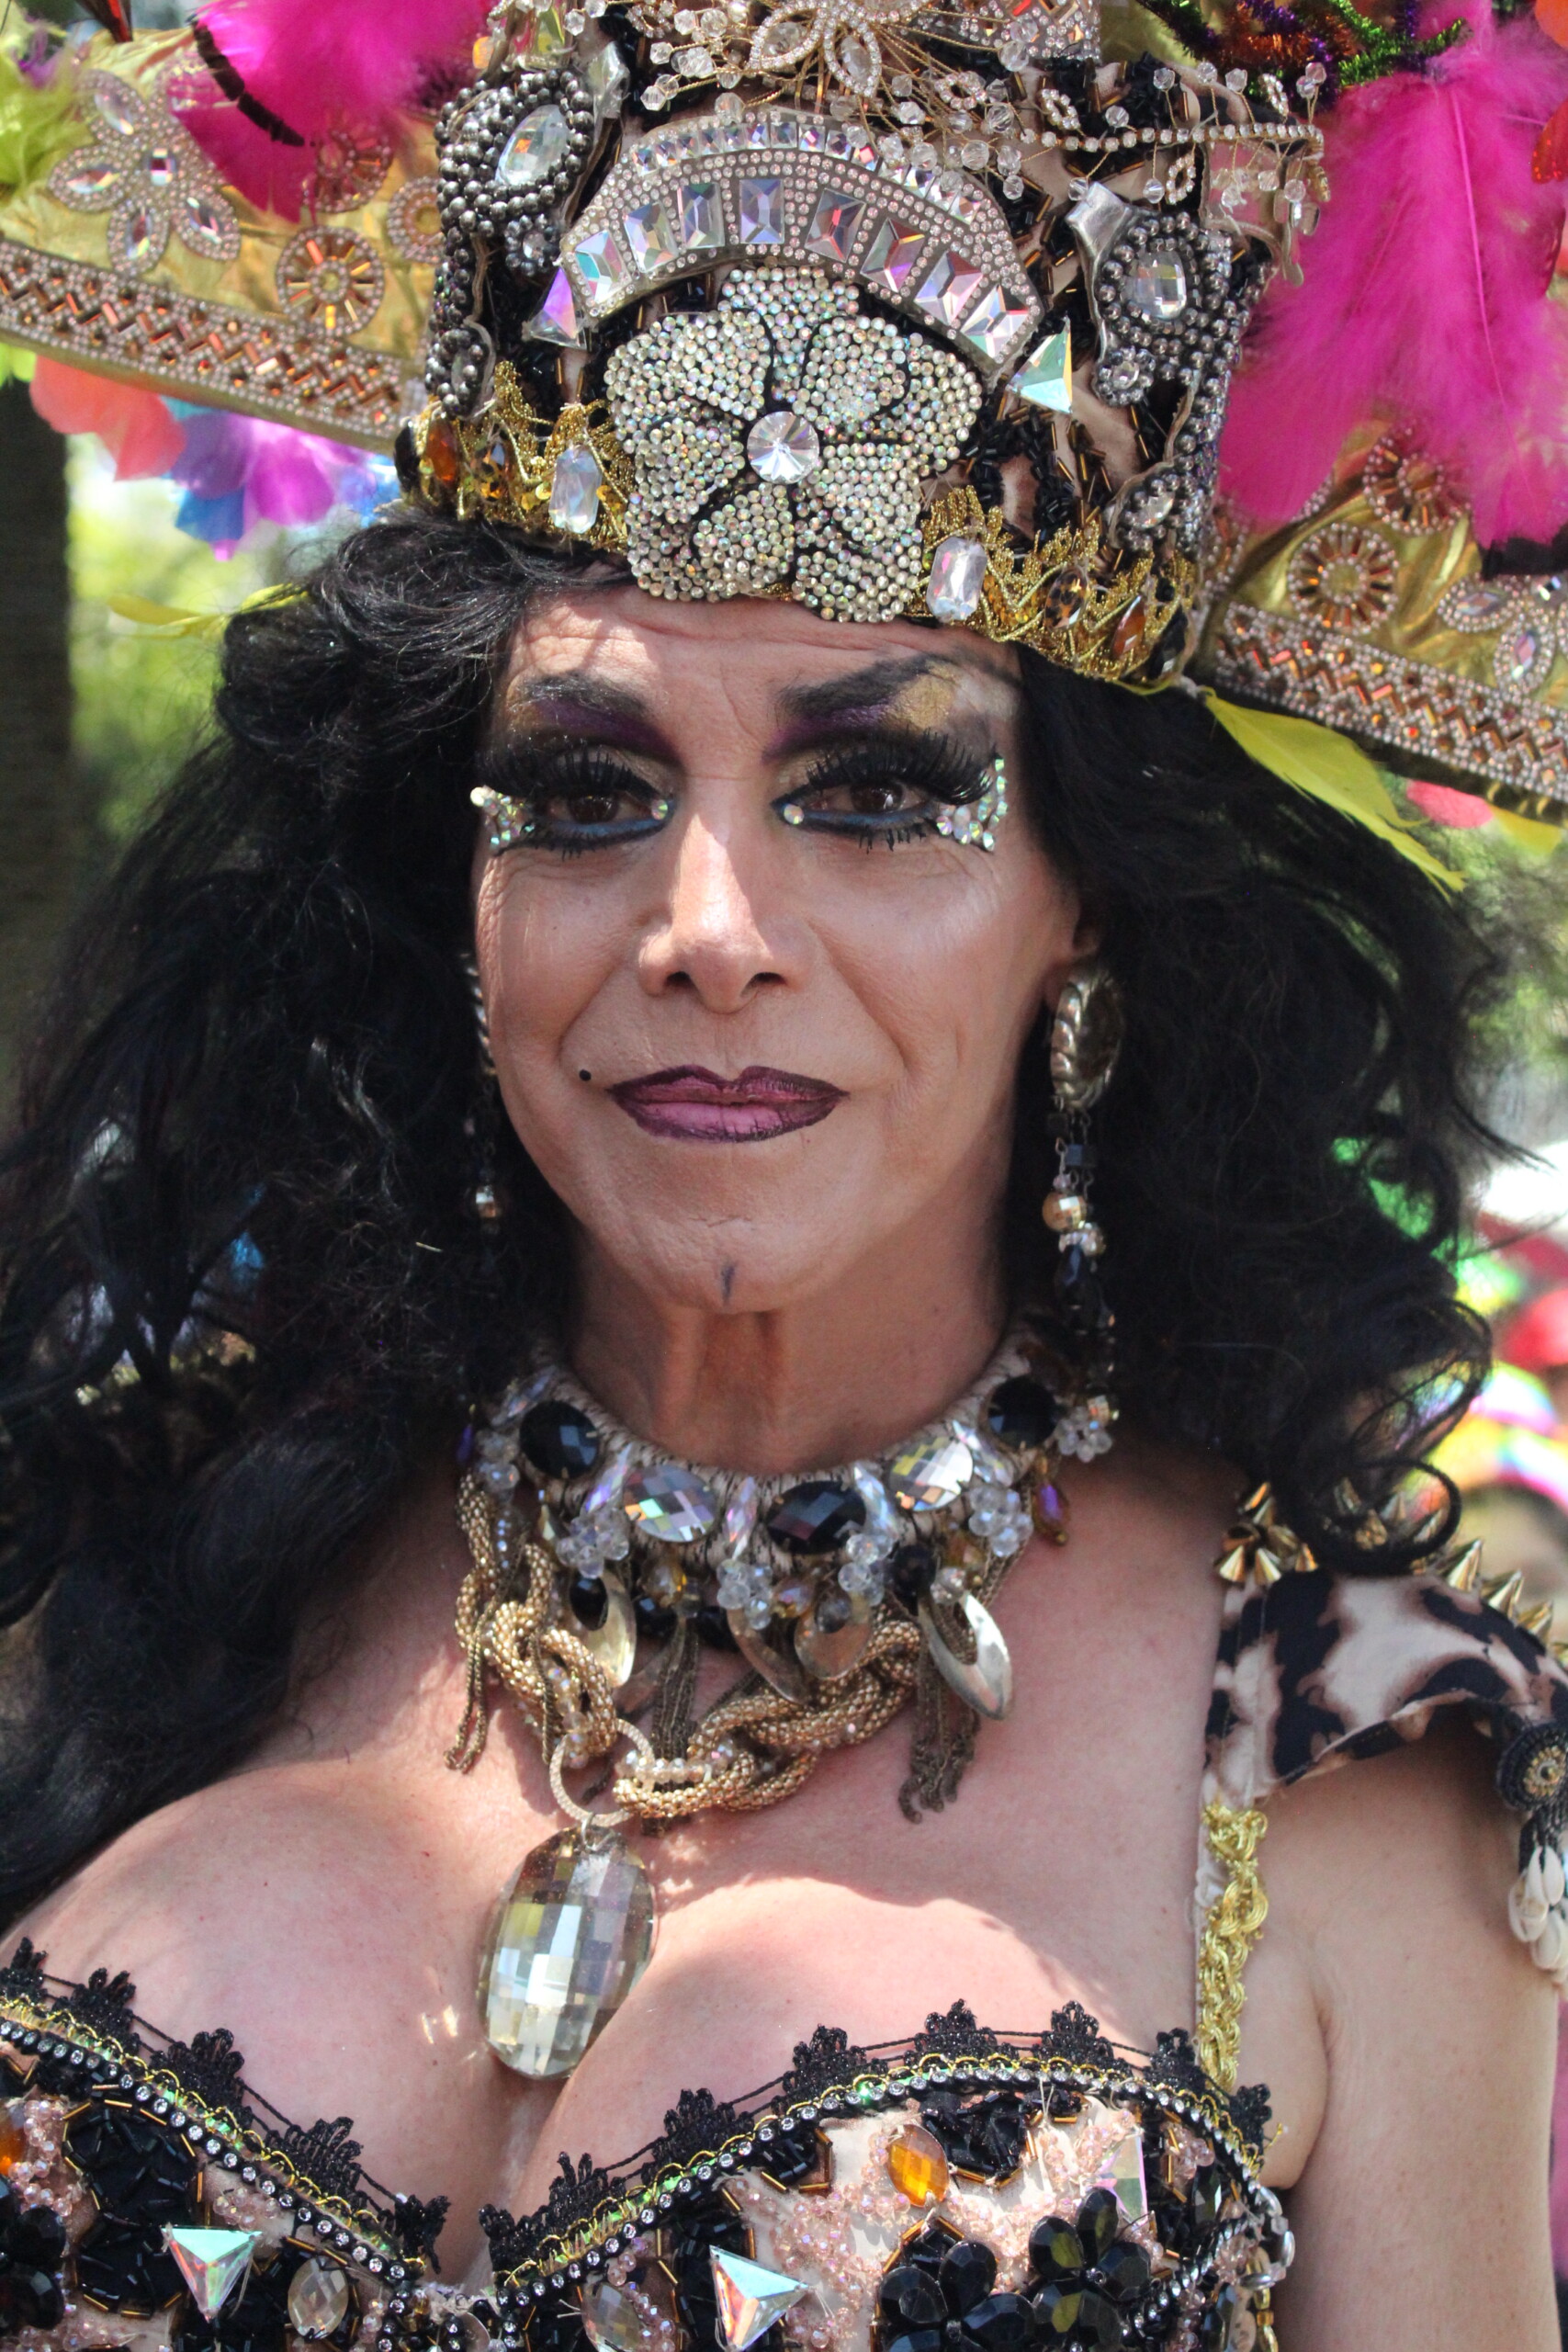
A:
[178,0,485,218]
[1219,0,1568,548]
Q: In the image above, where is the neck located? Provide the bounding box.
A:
[566,1203,1010,1476]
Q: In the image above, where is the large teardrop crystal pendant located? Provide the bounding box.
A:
[480,1826,654,2076]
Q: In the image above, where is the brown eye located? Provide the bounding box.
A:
[564,791,621,826]
[849,781,907,815]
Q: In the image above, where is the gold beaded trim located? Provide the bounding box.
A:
[410,364,633,549]
[1195,1799,1269,2094]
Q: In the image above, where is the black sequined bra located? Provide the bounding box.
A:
[4,1563,1568,2352]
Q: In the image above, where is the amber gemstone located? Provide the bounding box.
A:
[886,2122,950,2206]
[1110,594,1147,662]
[0,2103,26,2174]
[424,416,461,487]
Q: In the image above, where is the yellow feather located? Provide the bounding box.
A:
[1201,693,1462,895]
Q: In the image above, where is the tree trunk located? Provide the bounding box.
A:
[0,380,81,1103]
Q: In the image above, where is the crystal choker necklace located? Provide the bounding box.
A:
[447,1329,1115,2080]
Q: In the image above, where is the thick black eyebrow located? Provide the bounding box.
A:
[772,654,962,743]
[505,673,671,755]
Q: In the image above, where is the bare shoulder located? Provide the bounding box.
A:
[1257,1717,1559,2351]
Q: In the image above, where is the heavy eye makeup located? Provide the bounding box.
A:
[778,732,996,844]
[475,728,997,856]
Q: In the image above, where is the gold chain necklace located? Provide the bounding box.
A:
[448,1329,1115,2078]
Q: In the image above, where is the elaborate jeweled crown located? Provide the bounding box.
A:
[1201,425,1568,821]
[397,0,1325,681]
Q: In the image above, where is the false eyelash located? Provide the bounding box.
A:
[474,741,660,808]
[798,734,995,809]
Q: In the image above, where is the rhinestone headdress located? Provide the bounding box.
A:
[396,0,1326,683]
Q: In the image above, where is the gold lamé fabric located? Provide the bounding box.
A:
[0,27,435,446]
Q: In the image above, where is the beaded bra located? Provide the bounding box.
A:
[4,1558,1567,2352]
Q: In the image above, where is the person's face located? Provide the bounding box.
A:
[472,586,1091,1317]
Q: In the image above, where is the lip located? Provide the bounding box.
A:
[608,1064,845,1143]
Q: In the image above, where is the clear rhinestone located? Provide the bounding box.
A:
[1123,246,1188,321]
[914,249,985,329]
[888,1432,975,1510]
[862,213,925,294]
[624,198,679,273]
[57,159,118,202]
[142,145,175,187]
[622,1462,719,1541]
[288,2259,352,2340]
[803,186,864,261]
[181,191,230,249]
[1011,325,1073,411]
[747,410,821,483]
[677,178,724,248]
[723,1474,761,1555]
[549,444,604,534]
[498,103,571,187]
[480,1828,654,2076]
[581,2278,656,2352]
[573,228,627,305]
[738,174,784,242]
[120,206,161,268]
[925,535,987,622]
[710,2250,808,2351]
[93,82,139,135]
[960,286,1032,361]
[163,2229,259,2320]
[1496,619,1549,691]
[531,266,581,345]
[1089,2109,1148,2222]
[584,40,628,112]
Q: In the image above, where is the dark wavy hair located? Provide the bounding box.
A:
[0,507,1500,1917]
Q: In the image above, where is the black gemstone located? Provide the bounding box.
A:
[694,1603,739,1652]
[1066,2286,1122,2349]
[962,2295,1034,2352]
[1189,2165,1224,2233]
[764,1479,865,1555]
[889,1541,939,1611]
[568,1574,607,1631]
[634,1594,677,1642]
[517,1401,601,1479]
[881,2270,946,2331]
[1053,1250,1109,1334]
[939,2242,997,2316]
[1096,2241,1151,2304]
[986,1377,1060,1452]
[1030,2282,1082,2338]
[1076,2190,1120,2266]
[886,2334,943,2352]
[1028,2217,1084,2285]
[922,2091,1032,2181]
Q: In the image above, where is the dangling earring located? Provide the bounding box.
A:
[1044,960,1122,1458]
[464,956,502,1224]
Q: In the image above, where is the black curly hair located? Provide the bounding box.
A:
[0,507,1500,1917]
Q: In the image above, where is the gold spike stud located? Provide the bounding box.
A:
[1215,1543,1252,1585]
[1252,1548,1283,1587]
[1439,1540,1483,1593]
[1552,1636,1568,1669]
[1520,1600,1556,1639]
[1485,1569,1525,1622]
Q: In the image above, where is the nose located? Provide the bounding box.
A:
[637,811,786,1012]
